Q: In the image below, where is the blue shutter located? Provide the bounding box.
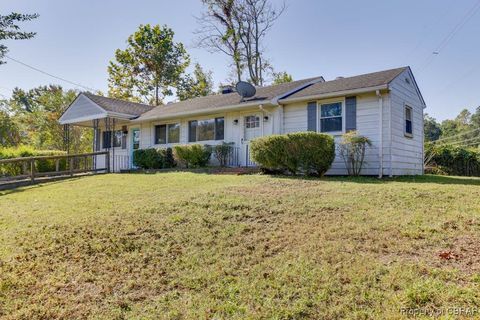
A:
[345,96,357,132]
[307,101,317,131]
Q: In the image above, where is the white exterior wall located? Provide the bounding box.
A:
[282,92,392,176]
[126,107,275,167]
[388,69,424,175]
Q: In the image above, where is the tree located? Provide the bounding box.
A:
[7,85,92,153]
[177,63,214,101]
[272,71,292,85]
[108,24,190,106]
[236,0,285,86]
[196,0,285,86]
[424,114,442,142]
[0,104,20,146]
[195,0,244,82]
[0,13,39,64]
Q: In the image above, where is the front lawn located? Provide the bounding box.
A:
[1,173,480,319]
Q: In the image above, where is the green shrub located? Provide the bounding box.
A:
[132,148,176,170]
[250,132,335,176]
[213,142,234,167]
[173,144,212,168]
[338,131,372,176]
[0,145,66,176]
[426,144,480,176]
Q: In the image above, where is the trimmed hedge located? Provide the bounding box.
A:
[426,144,480,176]
[250,132,335,176]
[132,148,176,170]
[0,145,66,176]
[173,144,212,168]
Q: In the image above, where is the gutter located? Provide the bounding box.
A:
[278,85,389,104]
[131,100,276,122]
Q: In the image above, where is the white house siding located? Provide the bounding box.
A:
[388,69,424,175]
[60,95,106,123]
[126,106,274,167]
[282,93,391,176]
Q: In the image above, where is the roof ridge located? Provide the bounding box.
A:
[322,66,408,83]
[84,92,154,109]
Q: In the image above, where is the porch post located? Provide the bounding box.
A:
[112,118,116,173]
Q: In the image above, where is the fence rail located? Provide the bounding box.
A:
[0,151,109,188]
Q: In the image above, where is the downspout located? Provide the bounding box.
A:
[376,90,383,178]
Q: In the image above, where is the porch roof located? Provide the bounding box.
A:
[59,93,155,126]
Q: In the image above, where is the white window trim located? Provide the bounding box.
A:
[404,104,413,138]
[316,97,346,135]
[153,121,181,146]
[188,114,226,143]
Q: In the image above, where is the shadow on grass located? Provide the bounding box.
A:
[0,176,87,196]
[269,174,480,186]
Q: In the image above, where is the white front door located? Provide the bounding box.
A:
[241,114,262,166]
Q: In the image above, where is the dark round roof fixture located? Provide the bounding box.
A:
[235,81,256,101]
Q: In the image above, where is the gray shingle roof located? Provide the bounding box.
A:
[283,67,408,101]
[84,93,155,116]
[135,77,323,121]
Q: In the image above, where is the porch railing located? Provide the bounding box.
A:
[113,155,131,172]
[227,147,240,167]
[245,144,257,167]
[0,151,109,188]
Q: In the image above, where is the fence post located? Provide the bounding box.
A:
[69,156,74,176]
[55,159,60,172]
[106,151,110,173]
[30,159,35,182]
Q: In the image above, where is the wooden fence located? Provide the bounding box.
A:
[0,151,109,189]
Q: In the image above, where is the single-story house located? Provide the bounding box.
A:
[59,66,425,176]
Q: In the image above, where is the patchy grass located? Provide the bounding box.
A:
[1,173,480,319]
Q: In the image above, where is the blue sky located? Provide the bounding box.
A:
[1,0,479,121]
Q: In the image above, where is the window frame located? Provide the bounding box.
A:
[317,98,345,134]
[188,116,225,142]
[154,122,181,145]
[404,104,413,138]
[102,130,124,149]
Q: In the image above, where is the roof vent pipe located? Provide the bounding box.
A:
[220,85,235,94]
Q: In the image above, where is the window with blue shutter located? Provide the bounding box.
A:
[307,102,317,131]
[345,96,357,132]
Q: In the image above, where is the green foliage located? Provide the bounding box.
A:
[250,132,335,176]
[0,107,20,146]
[338,131,372,176]
[0,145,66,176]
[424,114,442,142]
[132,148,176,170]
[6,85,92,153]
[0,12,39,64]
[173,144,212,168]
[272,71,293,85]
[177,63,214,101]
[213,142,234,167]
[426,144,480,176]
[108,24,190,105]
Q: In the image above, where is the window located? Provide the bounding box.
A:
[102,130,123,148]
[198,119,215,141]
[155,123,180,144]
[188,117,224,142]
[405,106,413,136]
[167,123,180,143]
[320,102,342,132]
[245,115,260,129]
[113,131,122,148]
